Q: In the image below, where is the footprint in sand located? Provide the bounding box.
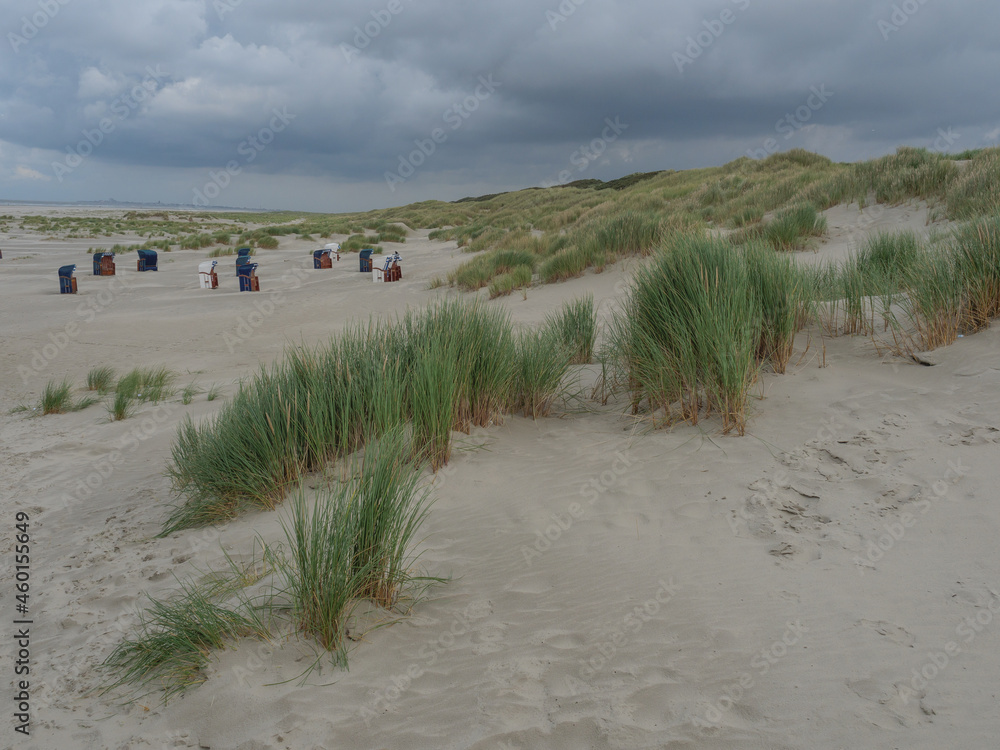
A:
[939,424,1000,446]
[472,621,508,655]
[859,619,915,647]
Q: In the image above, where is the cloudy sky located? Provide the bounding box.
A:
[1,0,997,212]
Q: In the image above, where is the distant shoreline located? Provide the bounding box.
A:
[0,199,265,211]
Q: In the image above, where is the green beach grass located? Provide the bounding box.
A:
[163,300,570,534]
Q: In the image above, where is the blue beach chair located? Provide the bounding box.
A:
[238,262,260,291]
[359,248,373,273]
[136,249,158,272]
[59,264,77,294]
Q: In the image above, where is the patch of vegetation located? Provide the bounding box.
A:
[545,294,598,365]
[163,301,572,533]
[104,428,439,700]
[603,235,811,434]
[117,366,176,404]
[86,366,116,394]
[38,379,83,415]
[181,383,203,405]
[101,581,269,699]
[488,265,533,298]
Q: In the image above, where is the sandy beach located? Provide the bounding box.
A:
[3,203,1000,750]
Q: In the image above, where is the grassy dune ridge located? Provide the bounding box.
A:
[41,145,998,269]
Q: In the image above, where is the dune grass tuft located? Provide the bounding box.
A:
[545,294,598,365]
[117,366,176,403]
[742,242,812,373]
[344,428,437,608]
[952,214,1000,332]
[946,148,1000,219]
[763,203,826,250]
[86,365,116,394]
[101,582,269,700]
[604,235,769,434]
[488,265,532,297]
[108,390,138,421]
[450,248,536,291]
[538,245,592,283]
[514,329,572,419]
[181,383,203,405]
[409,338,459,470]
[902,246,963,351]
[107,429,438,698]
[40,379,74,415]
[279,488,366,659]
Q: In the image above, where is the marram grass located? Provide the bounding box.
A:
[515,328,573,419]
[545,294,598,365]
[279,487,367,659]
[952,214,1000,331]
[164,300,570,533]
[101,582,269,700]
[488,265,532,297]
[409,337,459,470]
[106,428,438,698]
[86,365,116,394]
[40,379,74,415]
[38,379,98,415]
[603,234,812,434]
[116,366,176,403]
[344,428,438,609]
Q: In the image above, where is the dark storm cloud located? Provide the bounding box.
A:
[0,0,997,210]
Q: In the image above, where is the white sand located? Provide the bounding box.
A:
[2,206,1000,749]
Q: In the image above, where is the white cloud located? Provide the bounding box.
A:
[78,68,123,100]
[14,165,51,181]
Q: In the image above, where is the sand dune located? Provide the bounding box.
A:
[2,204,999,749]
